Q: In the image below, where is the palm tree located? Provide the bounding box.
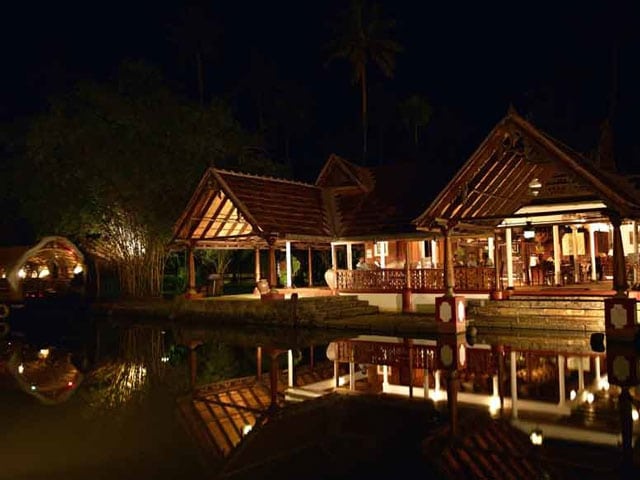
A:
[326,0,402,163]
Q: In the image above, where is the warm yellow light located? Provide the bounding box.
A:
[18,363,24,374]
[569,390,576,401]
[18,269,26,279]
[38,349,50,359]
[73,264,83,275]
[488,396,500,415]
[530,429,543,445]
[586,392,595,404]
[242,424,253,436]
[38,267,50,278]
[632,409,639,422]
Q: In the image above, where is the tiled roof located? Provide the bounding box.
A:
[414,110,640,230]
[333,161,441,238]
[217,170,331,239]
[172,168,332,247]
[424,417,554,479]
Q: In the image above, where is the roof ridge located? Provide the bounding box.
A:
[215,168,318,188]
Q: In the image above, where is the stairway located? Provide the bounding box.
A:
[296,295,379,323]
[466,295,615,331]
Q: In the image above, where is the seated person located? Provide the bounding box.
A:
[356,257,370,270]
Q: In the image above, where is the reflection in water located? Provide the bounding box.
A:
[83,326,165,411]
[1,311,638,478]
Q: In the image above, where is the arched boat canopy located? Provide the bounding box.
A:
[0,236,85,298]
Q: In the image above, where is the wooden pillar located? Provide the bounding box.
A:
[267,237,277,288]
[187,244,197,296]
[254,246,261,283]
[620,386,634,471]
[256,346,262,381]
[446,370,459,436]
[402,240,413,313]
[633,221,639,285]
[496,345,505,410]
[189,347,197,389]
[268,349,283,410]
[307,247,313,287]
[553,224,562,286]
[408,341,414,398]
[510,350,518,419]
[346,242,353,270]
[331,243,337,270]
[488,235,495,265]
[505,227,514,289]
[285,240,292,288]
[572,226,580,283]
[287,349,294,388]
[493,230,501,296]
[188,340,202,390]
[558,354,566,407]
[442,226,455,298]
[609,212,628,296]
[431,240,439,268]
[589,225,597,281]
[309,344,314,370]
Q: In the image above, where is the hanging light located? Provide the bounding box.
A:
[523,222,535,240]
[528,178,542,196]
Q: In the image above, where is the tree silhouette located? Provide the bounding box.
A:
[167,3,222,107]
[399,94,432,149]
[326,0,402,164]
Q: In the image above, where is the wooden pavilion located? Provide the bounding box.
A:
[413,108,640,299]
[171,154,440,298]
[173,109,640,309]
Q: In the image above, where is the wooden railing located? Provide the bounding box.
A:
[336,267,496,293]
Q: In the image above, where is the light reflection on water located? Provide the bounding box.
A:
[0,311,637,478]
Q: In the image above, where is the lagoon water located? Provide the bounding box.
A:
[0,309,634,478]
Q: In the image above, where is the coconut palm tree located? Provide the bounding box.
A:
[326,0,402,163]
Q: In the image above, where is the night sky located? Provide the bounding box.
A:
[3,1,640,178]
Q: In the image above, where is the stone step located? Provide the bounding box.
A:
[470,314,604,332]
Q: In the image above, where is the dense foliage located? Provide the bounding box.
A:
[22,60,288,296]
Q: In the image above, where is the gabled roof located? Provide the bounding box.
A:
[414,110,640,232]
[172,168,332,248]
[315,153,373,192]
[327,158,440,239]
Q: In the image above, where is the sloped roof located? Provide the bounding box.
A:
[414,110,640,232]
[219,393,442,480]
[321,156,441,239]
[173,168,332,248]
[173,156,441,249]
[424,417,556,479]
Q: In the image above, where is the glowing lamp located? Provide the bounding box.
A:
[73,264,83,275]
[18,269,26,279]
[38,267,50,278]
[38,349,50,359]
[530,429,543,445]
[67,381,73,387]
[569,389,576,401]
[632,409,639,422]
[18,363,24,374]
[242,424,253,436]
[523,222,535,240]
[30,385,37,391]
[586,392,595,404]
